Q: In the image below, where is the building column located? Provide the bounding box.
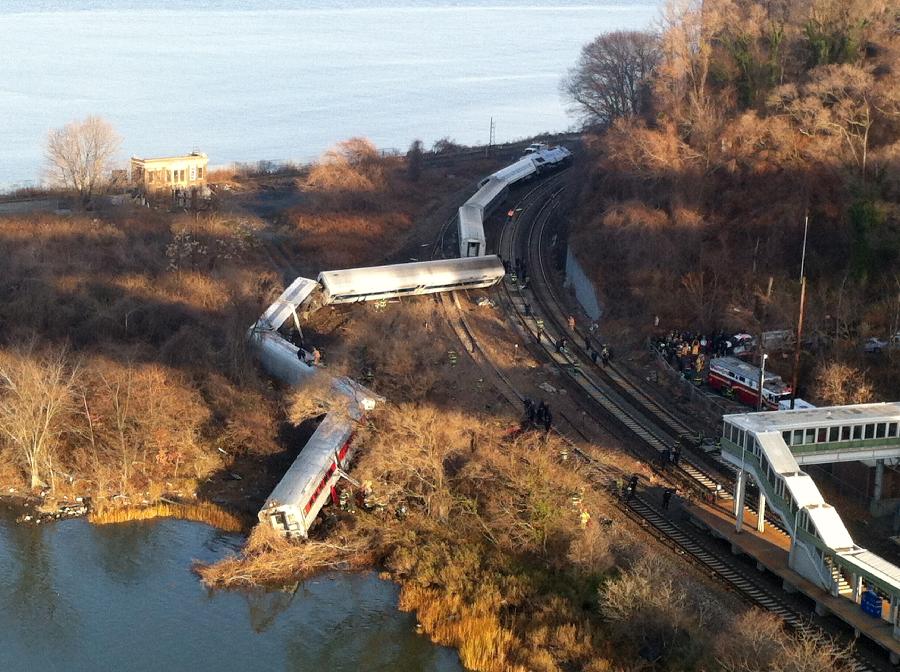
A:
[734,470,747,534]
[892,594,900,641]
[756,492,767,533]
[852,573,863,603]
[874,459,885,503]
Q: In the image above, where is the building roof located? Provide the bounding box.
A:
[725,402,900,434]
[131,152,208,164]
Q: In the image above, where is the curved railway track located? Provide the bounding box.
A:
[502,183,796,534]
[430,171,882,672]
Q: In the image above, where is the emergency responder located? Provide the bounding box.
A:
[626,474,639,501]
[662,488,674,510]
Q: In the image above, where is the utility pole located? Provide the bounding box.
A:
[487,117,495,156]
[790,212,809,409]
[757,351,769,411]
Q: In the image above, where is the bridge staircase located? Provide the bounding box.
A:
[720,405,900,653]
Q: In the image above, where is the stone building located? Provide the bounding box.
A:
[130,152,208,193]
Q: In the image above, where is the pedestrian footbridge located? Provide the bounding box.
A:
[720,402,900,653]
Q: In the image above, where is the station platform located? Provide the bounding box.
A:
[688,500,900,660]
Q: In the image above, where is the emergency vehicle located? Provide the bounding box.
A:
[707,356,792,410]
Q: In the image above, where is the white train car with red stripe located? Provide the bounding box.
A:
[708,356,792,410]
[258,412,358,537]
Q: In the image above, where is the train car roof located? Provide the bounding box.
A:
[467,177,507,209]
[262,411,354,511]
[537,146,571,161]
[458,204,486,241]
[319,256,504,297]
[491,157,536,183]
[258,276,319,330]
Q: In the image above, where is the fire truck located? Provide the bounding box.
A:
[707,356,792,410]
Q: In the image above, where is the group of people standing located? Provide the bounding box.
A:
[522,397,553,432]
[617,474,678,511]
[659,443,682,469]
[656,329,742,374]
[501,257,529,284]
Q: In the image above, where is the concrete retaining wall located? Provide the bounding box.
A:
[564,247,603,321]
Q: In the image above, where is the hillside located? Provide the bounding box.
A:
[568,0,900,400]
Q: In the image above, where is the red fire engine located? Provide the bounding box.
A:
[708,356,792,410]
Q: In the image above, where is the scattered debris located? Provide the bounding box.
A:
[476,296,495,308]
[538,382,557,394]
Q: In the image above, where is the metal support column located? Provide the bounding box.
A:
[874,459,885,502]
[757,492,766,533]
[893,594,900,640]
[734,470,747,534]
[852,573,863,603]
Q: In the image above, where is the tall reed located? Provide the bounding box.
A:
[88,501,246,532]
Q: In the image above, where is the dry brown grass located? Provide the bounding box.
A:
[89,500,245,532]
[0,202,282,504]
[196,521,378,588]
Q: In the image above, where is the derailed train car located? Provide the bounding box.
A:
[318,255,505,304]
[458,144,571,258]
[258,411,357,537]
[251,146,571,537]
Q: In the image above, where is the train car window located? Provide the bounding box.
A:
[876,423,887,439]
[817,428,827,442]
[865,424,875,439]
[782,430,791,445]
[829,427,839,442]
[805,428,816,443]
[793,429,804,445]
[841,426,851,441]
[853,425,862,440]
[888,423,898,438]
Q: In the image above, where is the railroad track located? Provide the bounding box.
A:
[430,174,881,672]
[501,185,799,536]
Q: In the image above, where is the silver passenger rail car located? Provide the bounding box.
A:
[459,203,487,258]
[318,256,505,304]
[258,412,357,537]
[257,276,320,331]
[458,177,509,258]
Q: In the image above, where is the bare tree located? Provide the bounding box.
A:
[813,361,873,405]
[0,345,79,489]
[45,115,121,205]
[563,31,661,127]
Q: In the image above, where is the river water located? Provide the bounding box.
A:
[0,0,659,187]
[0,508,462,671]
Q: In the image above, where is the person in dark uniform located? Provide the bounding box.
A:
[626,474,639,501]
[543,409,553,433]
[662,488,674,510]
